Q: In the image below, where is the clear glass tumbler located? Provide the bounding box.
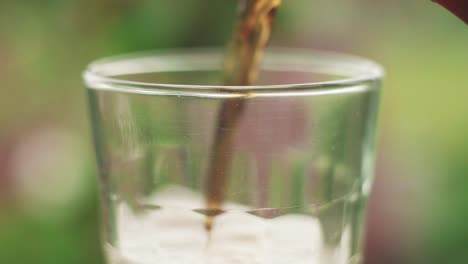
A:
[84,48,383,264]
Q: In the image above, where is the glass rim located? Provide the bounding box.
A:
[83,47,384,98]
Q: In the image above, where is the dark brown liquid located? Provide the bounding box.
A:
[204,0,283,232]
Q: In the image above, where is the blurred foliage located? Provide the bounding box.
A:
[0,0,467,263]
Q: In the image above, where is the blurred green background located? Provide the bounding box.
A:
[0,0,467,263]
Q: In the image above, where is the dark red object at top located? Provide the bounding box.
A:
[433,0,468,24]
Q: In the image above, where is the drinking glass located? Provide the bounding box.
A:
[84,48,383,264]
